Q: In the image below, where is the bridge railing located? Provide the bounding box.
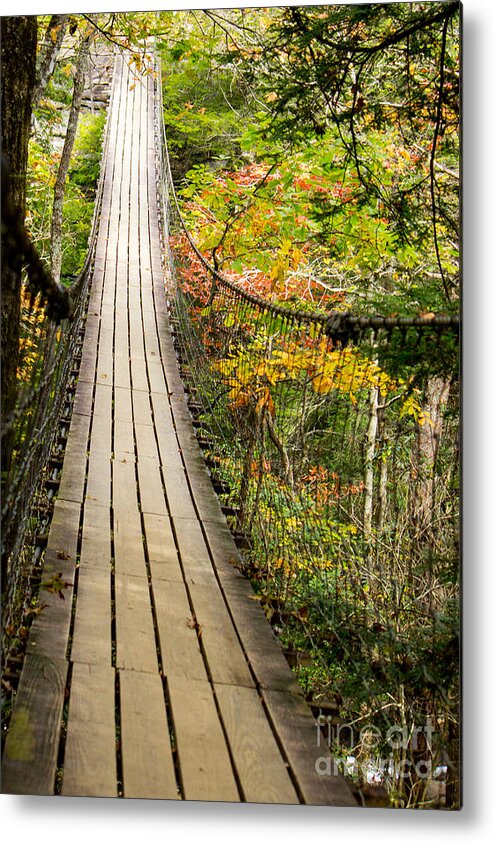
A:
[0,62,115,673]
[155,67,460,807]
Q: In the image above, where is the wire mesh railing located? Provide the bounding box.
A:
[155,61,460,808]
[1,59,115,676]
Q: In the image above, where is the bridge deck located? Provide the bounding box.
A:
[2,57,355,806]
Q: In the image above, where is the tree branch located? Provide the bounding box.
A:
[294,2,459,58]
[429,17,452,303]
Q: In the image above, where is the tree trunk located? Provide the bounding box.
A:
[265,407,294,489]
[363,385,379,540]
[1,16,37,472]
[237,403,262,532]
[32,14,69,110]
[50,32,91,284]
[377,422,388,532]
[413,375,451,541]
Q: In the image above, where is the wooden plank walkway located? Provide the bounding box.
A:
[2,55,355,807]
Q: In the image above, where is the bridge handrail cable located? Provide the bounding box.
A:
[154,59,459,341]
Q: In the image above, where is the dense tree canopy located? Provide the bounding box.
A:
[152,3,459,319]
[255,2,460,301]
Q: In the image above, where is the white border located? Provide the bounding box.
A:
[2,1,493,836]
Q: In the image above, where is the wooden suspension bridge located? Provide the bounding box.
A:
[2,56,356,806]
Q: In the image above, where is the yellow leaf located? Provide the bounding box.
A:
[312,373,333,394]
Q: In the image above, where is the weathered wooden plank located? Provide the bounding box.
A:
[114,360,131,392]
[137,455,167,517]
[72,377,93,417]
[113,458,147,577]
[114,318,131,389]
[201,517,248,586]
[71,567,112,666]
[214,684,299,804]
[134,421,159,461]
[114,421,135,461]
[92,381,113,424]
[140,306,160,341]
[183,464,226,525]
[80,500,111,570]
[152,291,167,318]
[219,580,302,695]
[1,654,68,795]
[262,689,357,806]
[164,369,187,401]
[44,498,81,571]
[77,346,97,384]
[147,359,167,395]
[84,310,101,330]
[150,389,174,429]
[62,662,117,797]
[143,512,182,582]
[154,330,179,368]
[142,316,161,352]
[120,670,178,800]
[159,331,182,364]
[84,306,103,334]
[132,388,153,425]
[128,282,143,307]
[200,519,302,693]
[155,429,185,473]
[86,449,111,507]
[100,286,116,320]
[171,516,215,584]
[162,470,196,521]
[112,457,138,516]
[141,329,161,363]
[57,412,91,504]
[27,498,80,659]
[114,385,133,424]
[187,582,254,688]
[113,515,146,578]
[131,356,149,392]
[88,387,112,469]
[114,514,146,578]
[114,279,129,316]
[153,579,207,681]
[157,327,179,361]
[167,675,240,803]
[96,328,114,386]
[115,574,158,673]
[92,247,110,276]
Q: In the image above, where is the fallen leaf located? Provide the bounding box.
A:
[41,572,72,599]
[186,616,203,637]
